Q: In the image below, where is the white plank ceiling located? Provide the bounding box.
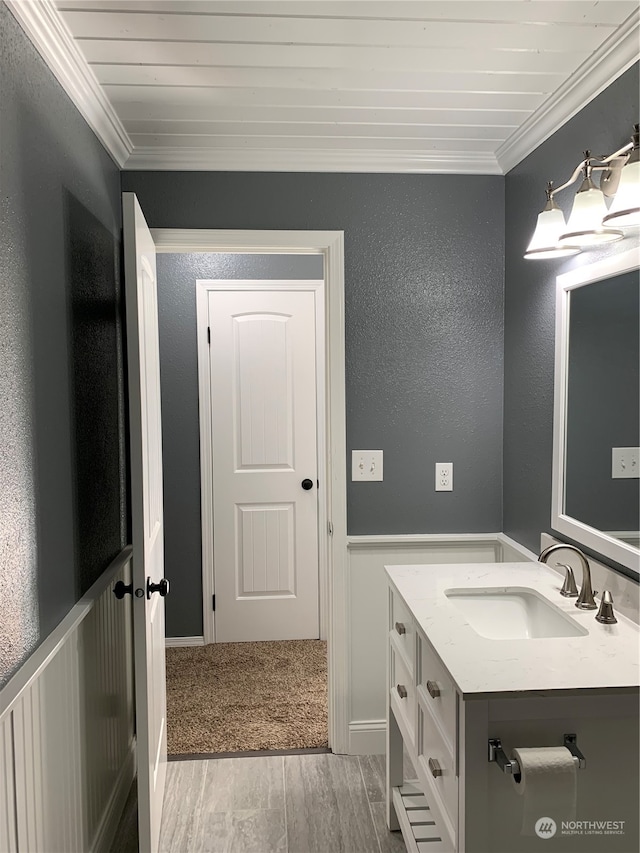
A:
[32,1,640,171]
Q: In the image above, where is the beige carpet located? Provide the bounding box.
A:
[166,640,328,755]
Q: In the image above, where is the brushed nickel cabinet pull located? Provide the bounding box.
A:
[428,757,443,778]
[396,684,408,699]
[426,680,441,699]
[395,622,406,635]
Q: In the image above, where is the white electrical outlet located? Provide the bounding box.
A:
[612,447,640,479]
[435,462,453,491]
[351,450,383,481]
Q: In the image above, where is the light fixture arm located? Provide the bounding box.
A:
[525,123,639,259]
[549,130,637,201]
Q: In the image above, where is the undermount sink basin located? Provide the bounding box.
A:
[444,587,589,640]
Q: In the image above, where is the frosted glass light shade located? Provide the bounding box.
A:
[558,178,623,247]
[602,158,640,227]
[524,204,579,260]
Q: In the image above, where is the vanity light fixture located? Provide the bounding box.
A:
[524,183,580,259]
[558,156,623,248]
[525,124,639,260]
[602,124,640,228]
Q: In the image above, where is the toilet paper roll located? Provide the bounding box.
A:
[512,746,577,837]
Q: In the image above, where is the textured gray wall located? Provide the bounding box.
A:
[565,272,639,532]
[122,171,505,535]
[122,172,506,636]
[504,63,640,563]
[156,253,323,638]
[0,5,125,686]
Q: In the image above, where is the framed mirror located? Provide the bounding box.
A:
[552,247,640,577]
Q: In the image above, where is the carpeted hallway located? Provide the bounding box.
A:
[166,639,328,755]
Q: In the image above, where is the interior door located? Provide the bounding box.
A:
[209,287,320,642]
[122,193,167,853]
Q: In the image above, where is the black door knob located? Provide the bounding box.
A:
[301,478,314,490]
[113,581,133,599]
[147,577,170,599]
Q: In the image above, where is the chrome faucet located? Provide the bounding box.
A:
[539,543,598,610]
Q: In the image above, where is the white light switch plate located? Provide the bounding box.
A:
[435,462,453,491]
[351,450,383,481]
[612,447,640,479]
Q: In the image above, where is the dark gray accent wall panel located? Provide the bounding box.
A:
[122,172,505,553]
[0,5,125,686]
[156,253,323,638]
[504,63,640,559]
[565,273,639,532]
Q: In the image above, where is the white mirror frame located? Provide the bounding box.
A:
[552,246,640,577]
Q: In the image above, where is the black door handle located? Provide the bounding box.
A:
[113,581,133,599]
[301,478,314,490]
[147,577,170,599]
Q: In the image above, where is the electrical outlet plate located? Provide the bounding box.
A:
[435,462,453,491]
[351,450,383,481]
[612,447,640,479]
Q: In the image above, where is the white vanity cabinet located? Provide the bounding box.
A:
[386,565,640,853]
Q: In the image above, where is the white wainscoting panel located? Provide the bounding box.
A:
[0,712,17,853]
[0,548,135,853]
[347,534,534,755]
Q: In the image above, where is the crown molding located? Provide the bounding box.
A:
[124,146,502,175]
[496,7,640,174]
[6,0,132,168]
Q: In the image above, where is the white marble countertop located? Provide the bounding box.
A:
[386,562,640,697]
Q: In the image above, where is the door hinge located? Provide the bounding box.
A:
[212,594,216,611]
[207,326,211,344]
[328,521,333,536]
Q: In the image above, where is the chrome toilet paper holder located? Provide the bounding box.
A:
[488,733,586,782]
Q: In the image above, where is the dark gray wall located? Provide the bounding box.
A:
[0,4,126,686]
[565,272,639,532]
[504,63,640,559]
[122,171,505,539]
[156,253,323,638]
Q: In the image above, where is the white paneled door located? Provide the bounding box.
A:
[208,288,321,642]
[123,194,167,853]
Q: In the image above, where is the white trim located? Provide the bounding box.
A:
[348,532,538,563]
[496,7,640,173]
[125,147,500,175]
[165,636,205,648]
[196,282,215,645]
[347,533,502,550]
[153,228,348,753]
[348,719,386,756]
[196,278,328,643]
[552,247,640,576]
[6,0,132,168]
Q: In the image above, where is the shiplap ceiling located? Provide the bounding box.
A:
[11,0,640,172]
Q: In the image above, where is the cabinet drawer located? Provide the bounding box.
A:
[390,588,415,673]
[390,645,415,742]
[418,632,456,751]
[418,702,458,831]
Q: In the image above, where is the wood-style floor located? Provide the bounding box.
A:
[112,753,407,853]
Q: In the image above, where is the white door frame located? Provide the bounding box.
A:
[196,279,326,642]
[152,229,348,754]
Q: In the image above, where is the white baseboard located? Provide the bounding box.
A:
[91,738,137,853]
[165,636,205,648]
[348,719,386,755]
